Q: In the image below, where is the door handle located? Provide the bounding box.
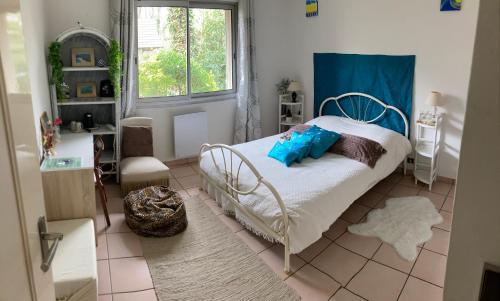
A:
[38,216,63,272]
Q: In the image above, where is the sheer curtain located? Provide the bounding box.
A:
[110,0,136,117]
[233,0,262,144]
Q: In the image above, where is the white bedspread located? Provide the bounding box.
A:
[200,116,412,253]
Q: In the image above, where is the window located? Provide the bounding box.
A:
[136,2,236,101]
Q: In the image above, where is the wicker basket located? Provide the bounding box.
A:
[124,185,188,237]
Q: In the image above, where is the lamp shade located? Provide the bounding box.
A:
[287,81,303,92]
[426,91,443,107]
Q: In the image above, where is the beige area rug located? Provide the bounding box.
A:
[348,196,443,261]
[141,196,300,301]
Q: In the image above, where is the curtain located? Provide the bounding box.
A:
[233,0,262,144]
[110,0,136,117]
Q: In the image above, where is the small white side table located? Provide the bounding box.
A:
[278,94,304,133]
[414,114,443,190]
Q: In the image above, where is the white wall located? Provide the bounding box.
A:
[255,0,479,179]
[444,0,500,299]
[20,0,52,157]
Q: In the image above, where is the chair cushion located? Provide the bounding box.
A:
[120,156,170,183]
[121,126,154,158]
[48,218,97,301]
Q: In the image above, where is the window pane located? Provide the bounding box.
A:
[137,7,187,98]
[189,8,233,94]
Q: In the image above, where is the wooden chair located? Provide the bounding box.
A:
[94,136,110,226]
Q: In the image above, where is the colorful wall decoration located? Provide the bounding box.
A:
[441,0,462,11]
[306,0,319,17]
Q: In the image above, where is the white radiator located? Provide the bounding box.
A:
[174,112,209,159]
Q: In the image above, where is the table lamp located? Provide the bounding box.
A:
[287,81,303,102]
[426,91,443,118]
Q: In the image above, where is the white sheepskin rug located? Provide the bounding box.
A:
[348,196,443,261]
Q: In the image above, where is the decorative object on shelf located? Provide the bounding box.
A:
[287,81,303,102]
[414,114,443,191]
[276,78,291,95]
[100,79,114,97]
[306,0,319,17]
[71,47,95,67]
[48,42,64,101]
[417,112,437,126]
[285,109,293,123]
[76,82,97,98]
[108,39,123,99]
[62,82,71,99]
[96,58,106,67]
[426,91,443,118]
[441,0,462,11]
[82,112,95,130]
[40,111,62,157]
[70,121,84,133]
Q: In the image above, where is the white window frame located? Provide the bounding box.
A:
[135,0,238,107]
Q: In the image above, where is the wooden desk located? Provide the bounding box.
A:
[41,133,96,223]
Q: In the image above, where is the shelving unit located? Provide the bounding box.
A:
[414,114,443,190]
[278,94,304,133]
[49,27,121,181]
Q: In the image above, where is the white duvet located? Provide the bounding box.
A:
[200,116,412,253]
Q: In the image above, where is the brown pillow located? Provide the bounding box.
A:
[329,133,387,168]
[280,124,312,140]
[121,126,154,158]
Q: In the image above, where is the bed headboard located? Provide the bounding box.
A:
[319,92,409,138]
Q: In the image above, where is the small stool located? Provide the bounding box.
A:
[124,186,188,237]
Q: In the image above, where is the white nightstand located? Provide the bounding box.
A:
[278,94,304,133]
[414,114,443,190]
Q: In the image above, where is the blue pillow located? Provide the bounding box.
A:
[268,140,300,167]
[289,132,313,163]
[303,125,341,159]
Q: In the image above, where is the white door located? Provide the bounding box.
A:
[0,0,56,300]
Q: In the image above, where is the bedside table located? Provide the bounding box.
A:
[278,94,304,133]
[414,114,443,190]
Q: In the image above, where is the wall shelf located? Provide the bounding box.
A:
[57,98,115,106]
[62,66,109,72]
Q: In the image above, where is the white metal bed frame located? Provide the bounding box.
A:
[198,92,409,273]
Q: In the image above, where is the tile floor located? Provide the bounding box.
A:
[96,161,454,301]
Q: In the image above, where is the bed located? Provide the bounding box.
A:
[198,93,412,273]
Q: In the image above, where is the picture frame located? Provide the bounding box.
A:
[76,82,97,98]
[71,48,95,67]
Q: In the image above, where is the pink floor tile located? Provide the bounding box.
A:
[330,288,365,301]
[335,232,382,259]
[411,249,447,287]
[388,185,420,197]
[97,260,111,295]
[355,191,385,208]
[424,228,450,255]
[429,181,452,196]
[170,165,196,178]
[186,187,210,200]
[217,214,244,232]
[386,172,404,184]
[347,261,407,301]
[324,219,350,241]
[399,276,443,301]
[398,175,420,188]
[448,185,455,197]
[285,264,341,301]
[311,244,367,286]
[106,213,131,234]
[98,295,112,301]
[107,197,125,214]
[298,237,332,262]
[109,257,154,293]
[340,204,371,224]
[107,232,143,259]
[176,175,200,189]
[96,233,108,260]
[169,178,184,191]
[113,289,158,301]
[206,201,224,216]
[372,180,396,194]
[258,244,306,280]
[236,229,273,253]
[95,214,108,236]
[435,210,452,232]
[372,243,418,274]
[441,197,454,213]
[418,190,447,209]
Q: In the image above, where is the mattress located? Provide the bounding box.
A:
[200,116,412,253]
[48,218,97,301]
